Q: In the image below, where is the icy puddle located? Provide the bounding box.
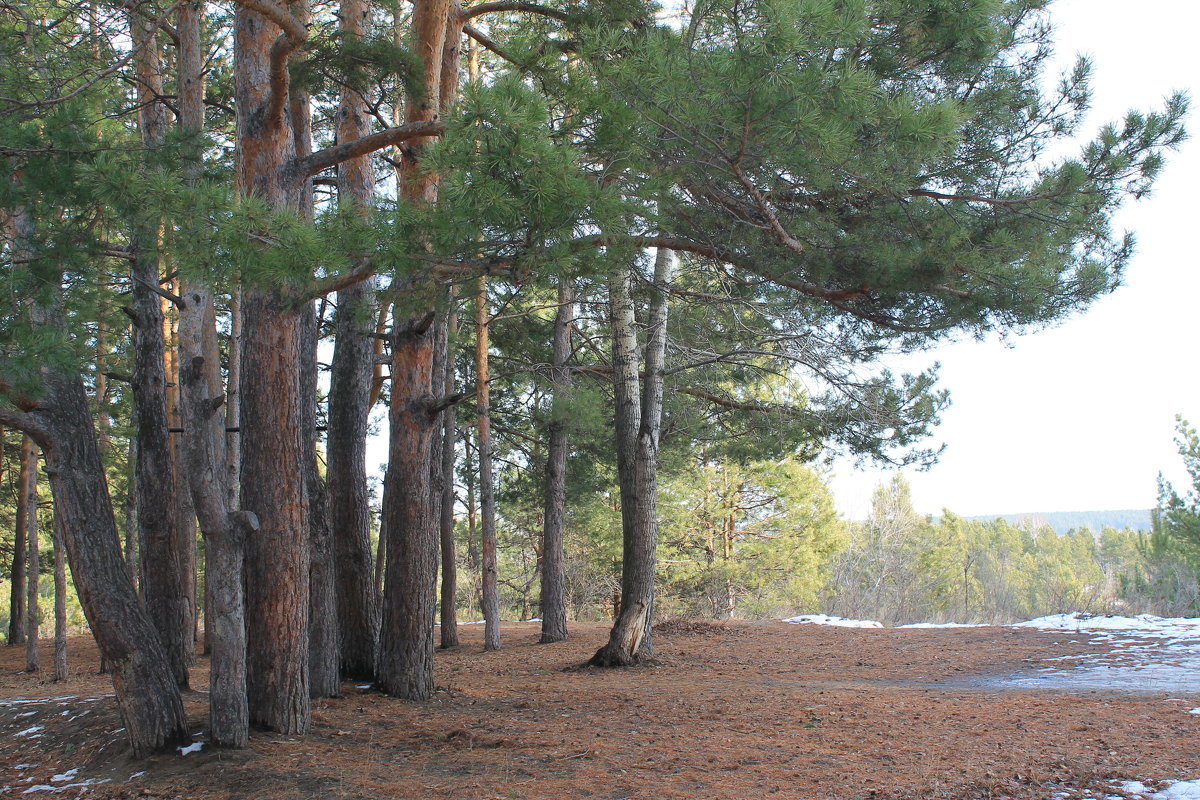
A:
[995,613,1200,693]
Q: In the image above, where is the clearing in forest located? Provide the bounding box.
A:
[1,619,1199,800]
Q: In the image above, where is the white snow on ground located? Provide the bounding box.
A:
[781,614,883,628]
[1000,612,1200,694]
[1118,779,1200,799]
[178,741,204,756]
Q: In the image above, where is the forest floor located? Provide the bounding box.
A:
[1,619,1199,800]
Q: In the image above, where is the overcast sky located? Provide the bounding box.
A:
[827,0,1200,518]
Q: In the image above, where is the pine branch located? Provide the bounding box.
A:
[463,1,570,22]
[294,121,444,177]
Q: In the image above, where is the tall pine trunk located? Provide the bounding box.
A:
[177,278,251,748]
[377,0,460,698]
[539,280,574,644]
[128,4,190,687]
[475,278,500,650]
[377,312,439,699]
[591,248,673,667]
[24,443,39,673]
[439,291,459,649]
[327,0,381,677]
[53,507,68,681]
[303,302,340,698]
[7,435,30,646]
[235,0,311,733]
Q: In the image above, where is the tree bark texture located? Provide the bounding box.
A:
[439,290,459,649]
[591,249,673,666]
[240,291,310,732]
[177,282,250,748]
[24,444,39,673]
[302,302,340,699]
[16,372,190,755]
[540,280,574,644]
[327,0,381,676]
[377,314,439,700]
[53,507,68,682]
[475,278,501,651]
[7,435,30,645]
[128,4,191,688]
[234,0,311,734]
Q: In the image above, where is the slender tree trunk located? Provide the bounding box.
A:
[327,0,381,676]
[53,507,68,682]
[540,280,574,644]
[123,440,138,591]
[303,302,340,699]
[439,291,459,649]
[377,313,440,700]
[128,4,190,688]
[591,248,673,667]
[177,278,251,748]
[24,444,40,673]
[225,288,242,507]
[164,289,198,660]
[7,435,29,646]
[475,278,501,650]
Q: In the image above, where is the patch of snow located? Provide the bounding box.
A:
[16,711,37,718]
[127,773,145,781]
[782,614,883,628]
[178,741,204,756]
[49,771,77,783]
[14,727,43,737]
[21,786,58,795]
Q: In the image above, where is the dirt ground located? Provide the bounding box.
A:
[2,620,1198,800]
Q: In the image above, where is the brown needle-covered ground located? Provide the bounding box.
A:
[2,620,1198,799]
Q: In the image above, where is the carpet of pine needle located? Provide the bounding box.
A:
[1,620,1198,799]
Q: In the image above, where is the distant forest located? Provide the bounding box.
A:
[966,510,1154,535]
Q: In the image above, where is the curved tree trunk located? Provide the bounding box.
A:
[540,280,574,644]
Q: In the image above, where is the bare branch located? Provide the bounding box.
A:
[294,121,445,177]
[463,1,570,22]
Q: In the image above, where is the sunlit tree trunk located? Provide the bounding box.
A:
[475,277,500,650]
[439,290,460,649]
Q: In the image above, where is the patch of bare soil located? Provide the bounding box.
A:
[2,621,1197,799]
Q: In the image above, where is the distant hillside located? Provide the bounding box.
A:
[965,509,1153,535]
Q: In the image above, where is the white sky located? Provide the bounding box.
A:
[827,0,1200,518]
